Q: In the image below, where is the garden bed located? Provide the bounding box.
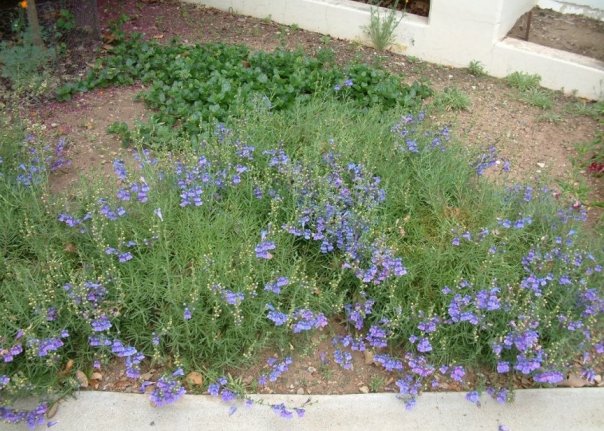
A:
[508,6,604,62]
[0,0,603,428]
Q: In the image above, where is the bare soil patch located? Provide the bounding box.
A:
[509,6,604,62]
[29,85,147,194]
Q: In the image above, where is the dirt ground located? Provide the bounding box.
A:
[509,6,604,62]
[21,0,603,395]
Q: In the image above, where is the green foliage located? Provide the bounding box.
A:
[566,100,604,119]
[432,87,471,111]
[106,121,132,148]
[467,60,487,77]
[54,9,76,40]
[57,35,431,145]
[363,1,404,51]
[0,32,56,94]
[506,71,541,92]
[519,88,553,110]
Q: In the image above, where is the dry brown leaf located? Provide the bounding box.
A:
[47,402,59,419]
[91,372,103,381]
[64,243,77,253]
[186,371,203,386]
[557,373,588,388]
[75,370,88,388]
[363,350,374,365]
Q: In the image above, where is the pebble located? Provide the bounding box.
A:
[296,388,305,395]
[359,385,369,394]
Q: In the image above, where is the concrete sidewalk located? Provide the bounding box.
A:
[2,388,603,430]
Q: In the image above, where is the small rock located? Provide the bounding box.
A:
[307,366,317,374]
[51,123,58,128]
[185,371,203,386]
[91,372,103,381]
[359,385,369,394]
[289,384,295,389]
[536,162,546,168]
[296,388,305,395]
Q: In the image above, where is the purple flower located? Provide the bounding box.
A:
[450,366,465,382]
[118,252,133,263]
[149,371,185,407]
[46,307,58,321]
[534,370,564,384]
[264,276,289,294]
[417,338,432,353]
[222,290,245,305]
[266,304,288,326]
[91,315,112,332]
[184,307,192,320]
[333,349,353,370]
[291,309,328,333]
[497,361,510,374]
[255,241,276,259]
[366,324,388,348]
[271,403,293,419]
[465,391,481,406]
[112,159,128,181]
[373,353,403,372]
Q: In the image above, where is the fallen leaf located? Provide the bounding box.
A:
[47,402,59,419]
[64,243,77,253]
[558,372,588,388]
[185,371,203,386]
[64,359,74,372]
[140,371,154,380]
[359,385,369,394]
[75,370,88,388]
[363,350,374,365]
[91,372,103,380]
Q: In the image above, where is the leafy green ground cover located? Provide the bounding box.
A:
[0,33,602,427]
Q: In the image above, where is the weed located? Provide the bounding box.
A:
[467,60,486,77]
[537,112,562,123]
[432,87,471,111]
[519,88,553,110]
[406,55,421,64]
[363,1,404,51]
[369,375,385,392]
[506,71,541,92]
[320,35,332,45]
[106,121,132,148]
[566,101,604,119]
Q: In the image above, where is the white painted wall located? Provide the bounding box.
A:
[183,0,604,99]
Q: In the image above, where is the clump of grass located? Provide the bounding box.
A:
[432,87,471,111]
[566,100,604,119]
[520,88,554,110]
[467,60,487,77]
[506,71,541,92]
[363,1,403,51]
